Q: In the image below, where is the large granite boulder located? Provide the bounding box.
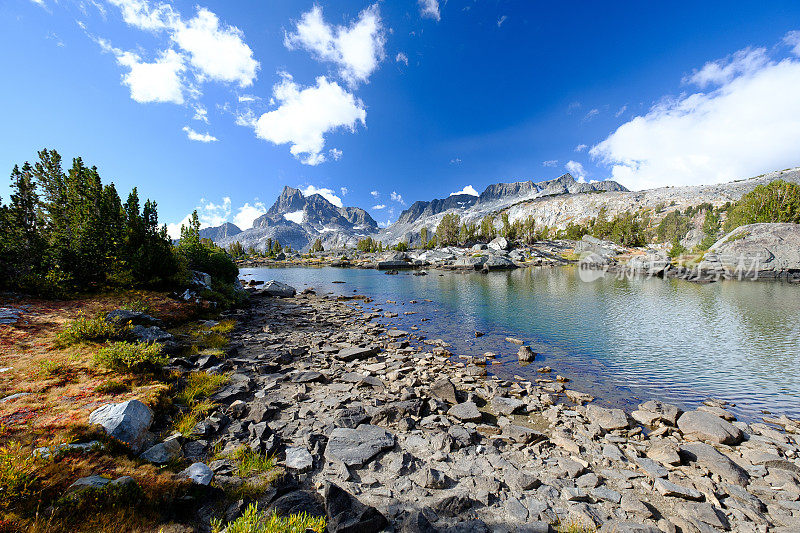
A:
[261,280,296,297]
[677,410,744,445]
[324,482,388,533]
[587,404,630,431]
[325,424,395,467]
[89,400,153,453]
[703,223,800,278]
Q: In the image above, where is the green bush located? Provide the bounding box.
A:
[55,313,129,347]
[94,341,167,372]
[724,179,800,231]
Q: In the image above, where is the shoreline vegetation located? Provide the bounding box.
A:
[1,150,800,531]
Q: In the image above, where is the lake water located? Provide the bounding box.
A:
[240,265,800,421]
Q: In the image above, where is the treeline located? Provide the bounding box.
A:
[0,149,238,299]
[407,179,800,253]
[556,179,800,254]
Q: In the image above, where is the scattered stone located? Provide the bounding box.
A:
[285,446,313,472]
[680,442,750,486]
[491,396,525,415]
[586,404,630,430]
[324,482,388,533]
[89,399,153,453]
[447,401,482,422]
[518,346,535,362]
[653,478,703,500]
[677,410,744,445]
[140,436,183,464]
[430,378,459,404]
[178,462,214,485]
[261,280,296,297]
[325,424,395,467]
[335,346,378,362]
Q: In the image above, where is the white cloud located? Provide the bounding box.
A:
[340,186,348,196]
[301,185,343,208]
[396,52,409,66]
[105,0,258,96]
[284,210,305,224]
[450,157,462,165]
[192,103,208,123]
[107,0,178,31]
[99,40,187,104]
[370,190,379,198]
[567,101,581,114]
[684,47,769,88]
[378,219,392,228]
[450,185,479,196]
[372,204,386,209]
[233,201,266,229]
[171,7,259,87]
[238,94,257,103]
[785,31,800,56]
[252,74,365,165]
[30,0,47,7]
[390,191,405,205]
[329,148,343,161]
[182,125,218,142]
[542,160,558,167]
[615,105,628,117]
[583,108,599,121]
[497,15,507,28]
[166,196,231,238]
[418,0,440,21]
[565,161,588,183]
[284,4,385,86]
[574,144,588,152]
[592,41,800,191]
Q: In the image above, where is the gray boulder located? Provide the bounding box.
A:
[179,462,214,485]
[131,325,173,343]
[325,424,395,467]
[262,280,297,297]
[680,442,750,486]
[491,396,525,416]
[488,236,510,251]
[140,436,183,464]
[705,222,800,278]
[105,309,160,326]
[89,399,153,453]
[677,410,743,445]
[285,446,314,472]
[482,255,517,271]
[452,256,486,269]
[447,401,482,422]
[430,378,459,404]
[324,482,388,533]
[586,404,630,430]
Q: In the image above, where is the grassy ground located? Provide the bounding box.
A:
[0,290,214,532]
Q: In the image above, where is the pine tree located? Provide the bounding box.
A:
[7,163,44,285]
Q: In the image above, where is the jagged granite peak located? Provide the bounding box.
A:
[217,185,378,252]
[397,194,479,225]
[199,222,241,241]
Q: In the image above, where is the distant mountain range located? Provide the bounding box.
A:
[206,167,800,251]
[215,186,378,252]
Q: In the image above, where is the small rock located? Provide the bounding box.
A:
[447,401,482,422]
[653,478,703,500]
[285,446,313,472]
[179,462,214,485]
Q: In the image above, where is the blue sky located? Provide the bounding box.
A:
[2,1,800,234]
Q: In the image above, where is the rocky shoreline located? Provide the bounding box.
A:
[141,284,800,532]
[237,222,800,284]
